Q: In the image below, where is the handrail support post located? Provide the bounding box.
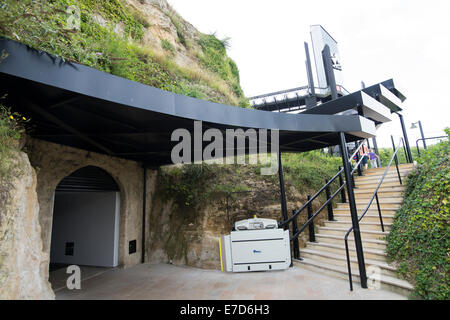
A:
[325,179,335,221]
[338,167,346,203]
[291,209,300,260]
[307,195,316,243]
[375,193,384,232]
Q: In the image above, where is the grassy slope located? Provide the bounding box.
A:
[156,151,344,212]
[386,132,450,300]
[0,0,249,107]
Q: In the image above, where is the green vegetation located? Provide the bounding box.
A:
[386,129,450,300]
[167,11,188,49]
[378,147,419,167]
[156,150,343,212]
[0,100,29,179]
[0,0,247,106]
[197,33,250,108]
[161,39,175,54]
[282,151,342,198]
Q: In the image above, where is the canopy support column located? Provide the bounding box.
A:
[339,132,367,288]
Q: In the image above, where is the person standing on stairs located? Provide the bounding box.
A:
[368,149,380,168]
[359,142,370,171]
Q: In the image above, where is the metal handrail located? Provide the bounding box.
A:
[279,167,344,228]
[351,153,366,175]
[291,183,346,240]
[343,137,404,291]
[416,136,448,156]
[280,142,366,259]
[348,140,366,166]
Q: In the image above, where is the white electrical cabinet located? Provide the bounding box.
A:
[220,218,291,272]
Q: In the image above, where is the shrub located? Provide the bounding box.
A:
[0,101,29,179]
[161,39,175,53]
[386,129,450,300]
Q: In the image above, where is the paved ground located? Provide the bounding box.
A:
[50,265,112,292]
[55,263,406,300]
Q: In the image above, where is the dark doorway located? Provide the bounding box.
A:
[49,166,120,272]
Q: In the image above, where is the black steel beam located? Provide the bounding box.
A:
[339,132,367,289]
[397,113,413,163]
[21,98,114,155]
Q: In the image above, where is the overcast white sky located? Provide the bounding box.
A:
[169,0,450,148]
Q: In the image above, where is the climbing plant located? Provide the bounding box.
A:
[386,129,450,300]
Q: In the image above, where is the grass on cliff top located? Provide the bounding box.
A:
[386,129,450,300]
[0,0,247,106]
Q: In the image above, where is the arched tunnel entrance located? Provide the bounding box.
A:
[49,166,121,289]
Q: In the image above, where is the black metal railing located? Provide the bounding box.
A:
[416,136,448,156]
[279,140,367,260]
[343,137,404,290]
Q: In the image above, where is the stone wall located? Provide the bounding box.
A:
[25,138,157,276]
[0,151,54,299]
[146,167,329,270]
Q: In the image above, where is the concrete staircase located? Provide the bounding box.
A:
[294,163,415,296]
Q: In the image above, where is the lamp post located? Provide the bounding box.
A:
[411,121,426,149]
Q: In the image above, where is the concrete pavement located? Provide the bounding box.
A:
[55,263,407,300]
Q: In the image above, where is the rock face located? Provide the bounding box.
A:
[147,166,329,269]
[0,151,54,299]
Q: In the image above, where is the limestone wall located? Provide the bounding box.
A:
[25,138,156,275]
[0,151,54,299]
[146,168,329,270]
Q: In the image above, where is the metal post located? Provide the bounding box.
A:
[401,138,408,164]
[375,193,384,232]
[372,137,381,167]
[307,195,316,242]
[355,150,362,176]
[292,209,300,260]
[418,121,427,149]
[141,167,147,264]
[278,150,289,226]
[397,113,413,163]
[305,42,317,109]
[391,136,403,185]
[325,179,335,221]
[339,132,367,289]
[338,167,346,203]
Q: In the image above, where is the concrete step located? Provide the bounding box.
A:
[358,171,411,179]
[306,241,387,261]
[315,233,386,251]
[337,202,401,210]
[323,220,391,232]
[353,185,405,193]
[354,190,403,198]
[333,207,398,216]
[333,213,394,224]
[316,227,388,240]
[300,248,397,278]
[355,197,403,204]
[354,171,410,180]
[294,258,414,296]
[355,176,405,185]
[363,164,414,174]
[354,180,403,188]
